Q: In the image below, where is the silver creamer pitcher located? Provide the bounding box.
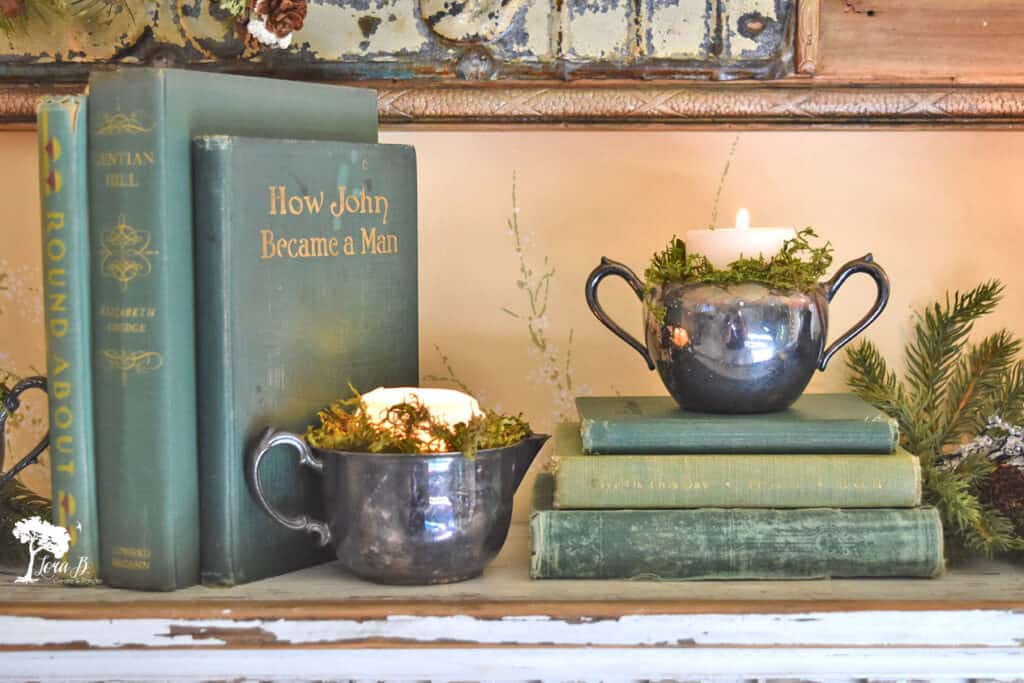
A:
[246,429,548,585]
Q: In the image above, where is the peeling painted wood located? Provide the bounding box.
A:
[2,647,1024,680]
[1,609,1024,650]
[0,0,795,80]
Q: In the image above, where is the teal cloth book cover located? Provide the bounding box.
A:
[192,135,418,585]
[531,474,945,580]
[87,68,378,590]
[37,95,100,580]
[577,393,899,454]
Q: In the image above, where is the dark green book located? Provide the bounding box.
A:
[531,474,944,580]
[553,423,921,509]
[37,95,100,581]
[577,394,899,455]
[87,68,377,590]
[192,136,418,585]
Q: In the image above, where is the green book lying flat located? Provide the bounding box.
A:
[553,423,921,509]
[577,393,899,454]
[531,474,944,580]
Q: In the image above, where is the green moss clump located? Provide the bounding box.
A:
[305,388,532,457]
[644,228,834,296]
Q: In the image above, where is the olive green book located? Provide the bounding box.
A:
[531,474,944,580]
[577,393,899,454]
[553,423,921,509]
[193,136,418,585]
[87,68,377,590]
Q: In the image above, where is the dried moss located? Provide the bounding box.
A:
[644,228,834,298]
[305,387,532,457]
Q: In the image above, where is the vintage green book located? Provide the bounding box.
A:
[553,423,921,509]
[577,394,899,455]
[193,136,418,585]
[87,68,377,590]
[37,95,100,581]
[531,474,944,580]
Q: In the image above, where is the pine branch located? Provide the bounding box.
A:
[980,360,1024,428]
[904,280,1004,423]
[846,279,1024,559]
[962,505,1024,556]
[845,339,916,446]
[937,330,1021,450]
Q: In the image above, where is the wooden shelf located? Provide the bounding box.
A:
[2,524,1024,679]
[3,524,1024,616]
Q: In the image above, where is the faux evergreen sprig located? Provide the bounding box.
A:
[845,280,1024,557]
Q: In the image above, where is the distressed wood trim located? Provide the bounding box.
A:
[374,83,1024,126]
[6,82,1024,127]
[2,598,1023,621]
[3,647,1024,681]
[0,609,1022,650]
[796,0,821,75]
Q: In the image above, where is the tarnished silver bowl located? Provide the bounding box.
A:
[586,255,889,413]
[246,430,548,585]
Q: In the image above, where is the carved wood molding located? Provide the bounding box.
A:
[375,84,1024,126]
[795,0,820,75]
[6,82,1024,127]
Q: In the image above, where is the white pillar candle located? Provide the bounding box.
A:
[685,209,797,269]
[359,387,484,452]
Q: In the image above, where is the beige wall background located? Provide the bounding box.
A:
[2,129,1023,518]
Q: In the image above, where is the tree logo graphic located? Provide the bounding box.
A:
[12,516,71,584]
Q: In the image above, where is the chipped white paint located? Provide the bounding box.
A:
[420,0,524,43]
[2,647,1024,680]
[522,0,556,60]
[1,610,1022,649]
[299,0,431,59]
[565,0,633,61]
[646,0,711,59]
[722,0,777,56]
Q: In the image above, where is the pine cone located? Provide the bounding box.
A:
[0,0,24,19]
[979,464,1024,536]
[254,0,306,37]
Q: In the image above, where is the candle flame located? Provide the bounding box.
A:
[735,208,751,230]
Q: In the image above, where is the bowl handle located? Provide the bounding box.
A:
[246,428,332,547]
[818,254,891,371]
[585,257,656,370]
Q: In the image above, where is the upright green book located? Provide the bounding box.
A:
[87,68,377,590]
[577,394,899,455]
[192,136,418,585]
[553,424,921,509]
[531,474,944,580]
[37,95,100,581]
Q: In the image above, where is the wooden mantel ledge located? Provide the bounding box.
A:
[2,525,1023,623]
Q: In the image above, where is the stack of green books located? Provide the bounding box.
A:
[530,394,945,580]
